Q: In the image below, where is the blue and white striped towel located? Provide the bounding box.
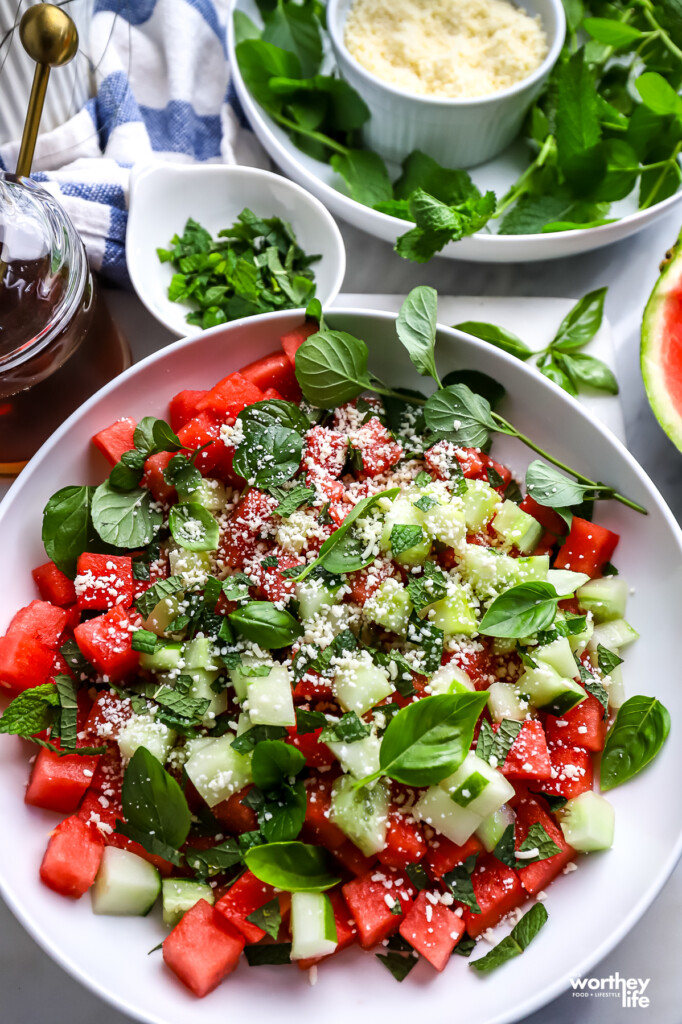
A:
[0,0,267,287]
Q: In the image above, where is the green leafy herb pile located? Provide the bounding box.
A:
[234,0,682,260]
[157,210,320,329]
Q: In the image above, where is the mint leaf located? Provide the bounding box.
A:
[0,683,59,737]
[470,903,548,972]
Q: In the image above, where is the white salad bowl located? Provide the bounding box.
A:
[0,307,681,1024]
[325,0,565,168]
[126,163,346,337]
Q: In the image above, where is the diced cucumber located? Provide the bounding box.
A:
[140,642,183,674]
[184,637,218,672]
[559,791,615,852]
[184,735,253,807]
[162,879,214,927]
[168,546,212,581]
[491,636,518,656]
[246,664,295,726]
[295,580,337,620]
[118,714,176,764]
[91,847,160,916]
[177,477,227,511]
[440,751,515,818]
[547,569,590,597]
[459,545,548,598]
[492,500,543,554]
[143,595,182,636]
[587,619,639,653]
[326,733,381,779]
[290,892,338,961]
[603,664,626,709]
[535,636,578,679]
[229,657,272,702]
[428,663,474,696]
[188,670,228,728]
[487,681,528,722]
[333,654,393,715]
[476,804,515,853]
[365,578,413,636]
[380,498,432,566]
[577,577,629,623]
[422,582,478,637]
[414,784,481,845]
[462,480,501,531]
[330,775,389,856]
[517,664,586,716]
[421,500,467,551]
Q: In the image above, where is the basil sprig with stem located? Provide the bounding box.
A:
[454,288,617,398]
[293,288,646,516]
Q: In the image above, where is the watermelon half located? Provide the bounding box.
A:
[641,236,682,451]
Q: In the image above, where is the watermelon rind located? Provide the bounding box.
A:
[641,232,682,452]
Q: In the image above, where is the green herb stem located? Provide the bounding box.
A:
[493,136,556,219]
[639,5,682,62]
[272,112,350,156]
[492,413,647,514]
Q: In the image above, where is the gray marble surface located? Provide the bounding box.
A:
[2,213,681,1023]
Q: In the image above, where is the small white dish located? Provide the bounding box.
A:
[1,307,682,1024]
[227,0,682,263]
[326,0,565,168]
[126,163,346,337]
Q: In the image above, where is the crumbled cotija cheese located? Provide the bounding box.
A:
[344,0,548,99]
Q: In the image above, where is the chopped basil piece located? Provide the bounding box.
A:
[320,712,371,744]
[443,855,481,913]
[244,943,293,966]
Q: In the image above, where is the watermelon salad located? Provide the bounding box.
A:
[0,289,669,997]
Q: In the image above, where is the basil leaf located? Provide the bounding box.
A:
[476,718,522,767]
[239,399,311,436]
[298,488,399,579]
[596,644,624,676]
[424,384,496,448]
[560,354,618,395]
[186,838,243,877]
[479,582,559,638]
[271,484,316,517]
[133,417,181,456]
[221,572,253,604]
[600,695,670,791]
[493,823,517,867]
[406,560,447,612]
[369,692,488,787]
[42,485,93,577]
[246,897,282,942]
[331,149,393,207]
[395,285,440,383]
[169,502,219,551]
[0,683,59,737]
[118,746,191,866]
[551,288,607,353]
[295,708,327,734]
[251,740,306,790]
[164,453,202,496]
[91,482,163,549]
[525,460,596,509]
[376,950,418,982]
[54,675,78,751]
[516,823,561,864]
[453,321,533,361]
[134,575,185,619]
[444,854,482,912]
[244,841,340,892]
[470,904,548,973]
[584,17,643,46]
[231,725,287,755]
[244,942,293,966]
[320,712,370,744]
[261,0,322,77]
[294,329,372,408]
[405,863,430,890]
[229,601,303,647]
[440,369,506,409]
[390,523,425,556]
[233,422,304,488]
[260,780,307,842]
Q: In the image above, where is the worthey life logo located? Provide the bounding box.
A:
[570,973,651,1008]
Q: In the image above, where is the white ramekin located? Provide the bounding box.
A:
[327,0,565,169]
